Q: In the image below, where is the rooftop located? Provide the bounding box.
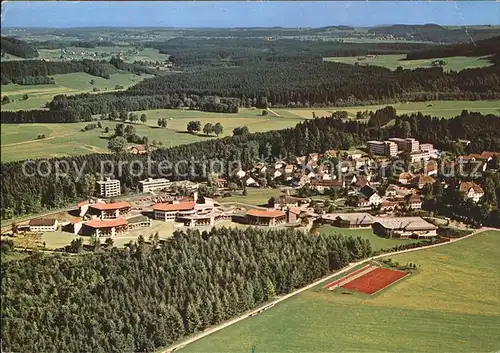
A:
[85,219,128,228]
[29,218,57,227]
[374,217,437,231]
[246,209,286,218]
[89,201,131,211]
[153,201,196,212]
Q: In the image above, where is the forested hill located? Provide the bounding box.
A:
[406,35,500,60]
[368,24,500,43]
[1,227,370,352]
[1,110,499,220]
[0,36,39,58]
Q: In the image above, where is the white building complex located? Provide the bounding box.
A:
[96,178,121,197]
[139,178,171,193]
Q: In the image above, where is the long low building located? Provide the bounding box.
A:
[29,218,58,232]
[372,217,437,239]
[322,213,374,228]
[153,201,197,221]
[246,209,286,226]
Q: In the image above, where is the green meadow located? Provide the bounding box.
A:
[180,230,500,353]
[323,54,493,72]
[318,225,421,251]
[0,109,304,162]
[1,72,151,111]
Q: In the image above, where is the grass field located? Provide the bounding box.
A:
[276,100,500,119]
[180,230,500,352]
[318,225,421,251]
[216,188,286,206]
[1,72,151,111]
[1,109,303,162]
[323,54,493,72]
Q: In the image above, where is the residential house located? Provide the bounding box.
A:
[385,184,399,198]
[245,177,259,187]
[398,172,415,185]
[412,174,435,189]
[236,170,246,179]
[284,164,294,174]
[407,193,423,209]
[129,144,148,154]
[459,181,484,203]
[360,185,382,206]
[310,179,345,192]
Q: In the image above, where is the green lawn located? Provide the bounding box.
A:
[216,188,286,207]
[318,225,421,251]
[276,100,500,119]
[323,54,493,72]
[1,110,304,162]
[1,72,151,111]
[180,230,500,353]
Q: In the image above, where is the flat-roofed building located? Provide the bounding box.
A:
[246,209,286,226]
[367,141,385,155]
[96,178,121,197]
[373,217,437,239]
[419,143,434,152]
[139,178,171,193]
[389,138,420,152]
[29,218,58,232]
[410,151,431,163]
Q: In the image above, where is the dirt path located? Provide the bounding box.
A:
[266,108,282,117]
[2,132,74,147]
[161,227,494,353]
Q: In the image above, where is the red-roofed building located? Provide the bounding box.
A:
[153,201,196,222]
[459,181,484,203]
[288,207,302,224]
[130,144,148,154]
[246,209,286,226]
[83,219,128,237]
[407,193,423,209]
[89,202,131,219]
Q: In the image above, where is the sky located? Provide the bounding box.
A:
[1,1,499,28]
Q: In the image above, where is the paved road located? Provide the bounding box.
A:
[162,227,493,353]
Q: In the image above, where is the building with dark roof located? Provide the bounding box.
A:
[29,218,58,232]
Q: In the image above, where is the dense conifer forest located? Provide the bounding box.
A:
[1,227,371,352]
[0,36,39,58]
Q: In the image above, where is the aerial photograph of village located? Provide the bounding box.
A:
[1,1,499,352]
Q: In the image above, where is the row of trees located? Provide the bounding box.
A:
[186,121,224,136]
[1,227,371,352]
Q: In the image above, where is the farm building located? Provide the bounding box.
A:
[127,215,152,230]
[322,213,374,228]
[246,209,286,226]
[372,217,437,239]
[29,218,58,232]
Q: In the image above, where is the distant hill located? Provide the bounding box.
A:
[1,36,39,59]
[405,35,500,61]
[368,24,500,43]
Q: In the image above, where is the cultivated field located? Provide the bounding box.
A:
[276,100,500,119]
[0,109,303,162]
[180,230,500,352]
[318,225,421,251]
[1,72,151,111]
[323,54,493,72]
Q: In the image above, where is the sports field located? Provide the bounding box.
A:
[216,188,286,207]
[276,100,500,119]
[318,225,421,251]
[323,54,493,72]
[1,72,151,111]
[0,110,303,162]
[180,230,500,352]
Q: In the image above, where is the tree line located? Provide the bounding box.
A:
[1,36,39,59]
[405,35,500,60]
[1,59,120,85]
[1,226,371,352]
